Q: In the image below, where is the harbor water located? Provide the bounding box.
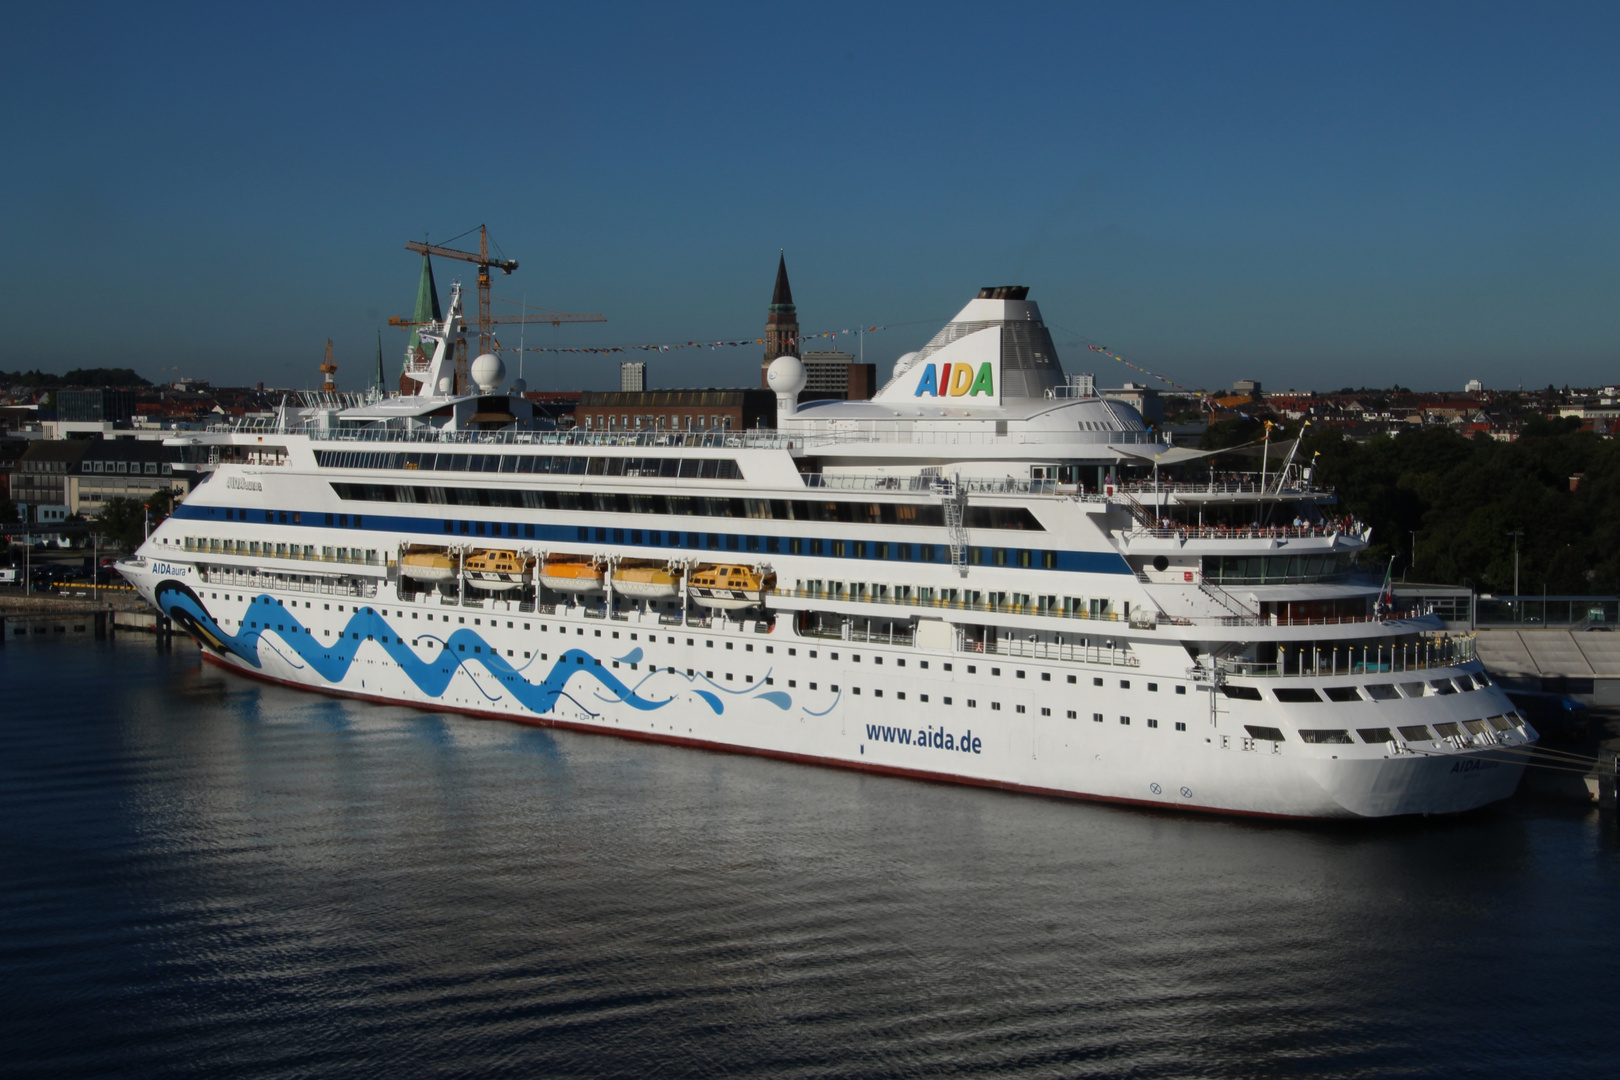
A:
[2,636,1616,1078]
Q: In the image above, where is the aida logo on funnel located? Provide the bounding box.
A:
[913,362,994,398]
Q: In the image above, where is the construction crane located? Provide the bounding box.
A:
[402,226,604,391]
[318,339,336,391]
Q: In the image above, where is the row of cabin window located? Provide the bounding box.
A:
[1243,713,1521,745]
[314,451,743,480]
[209,508,369,529]
[1222,671,1493,704]
[328,482,1043,531]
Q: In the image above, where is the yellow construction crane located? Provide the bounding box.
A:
[318,339,336,391]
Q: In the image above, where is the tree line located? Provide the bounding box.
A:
[1203,417,1615,596]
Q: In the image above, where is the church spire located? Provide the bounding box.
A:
[762,250,800,387]
[405,252,442,369]
[770,251,794,310]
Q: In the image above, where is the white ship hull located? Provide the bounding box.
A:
[121,565,1530,819]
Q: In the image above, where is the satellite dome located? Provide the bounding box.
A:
[509,377,527,393]
[470,353,506,394]
[892,351,922,380]
[766,354,806,396]
[437,376,453,395]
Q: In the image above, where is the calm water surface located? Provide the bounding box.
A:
[1,637,1615,1078]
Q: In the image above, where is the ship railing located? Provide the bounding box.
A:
[794,426,1161,447]
[1160,608,1435,628]
[181,538,383,567]
[1109,478,1336,497]
[1216,633,1477,678]
[1123,522,1365,541]
[800,473,1106,499]
[197,565,376,599]
[800,623,918,647]
[986,637,1140,667]
[774,586,1124,622]
[214,422,802,451]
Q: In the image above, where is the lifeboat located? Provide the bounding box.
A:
[612,565,682,600]
[400,550,456,583]
[539,559,604,594]
[463,549,530,592]
[688,564,773,610]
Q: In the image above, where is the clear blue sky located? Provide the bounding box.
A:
[2,1,1615,394]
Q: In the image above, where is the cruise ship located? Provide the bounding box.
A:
[119,284,1533,818]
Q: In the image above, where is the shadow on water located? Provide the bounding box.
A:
[1,636,1616,1080]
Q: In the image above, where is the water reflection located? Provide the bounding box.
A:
[0,637,1614,1079]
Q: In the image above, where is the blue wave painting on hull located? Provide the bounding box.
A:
[155,582,682,716]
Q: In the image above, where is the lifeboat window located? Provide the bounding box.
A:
[1433,722,1464,739]
[1364,683,1398,700]
[1244,725,1285,742]
[1274,688,1322,703]
[1324,687,1362,702]
[1221,685,1263,701]
[1398,724,1433,741]
[1398,682,1428,698]
[1357,727,1393,743]
[1429,680,1457,695]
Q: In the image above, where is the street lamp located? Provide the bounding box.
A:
[1506,530,1524,618]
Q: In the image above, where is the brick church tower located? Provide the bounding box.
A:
[761,252,799,388]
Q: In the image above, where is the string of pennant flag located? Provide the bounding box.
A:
[516,325,890,355]
[1084,343,1202,393]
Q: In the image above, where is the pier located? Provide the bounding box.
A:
[0,590,180,642]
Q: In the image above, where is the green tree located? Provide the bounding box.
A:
[95,498,149,552]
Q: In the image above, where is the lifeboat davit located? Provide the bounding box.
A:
[400,550,456,583]
[463,549,529,592]
[539,559,604,594]
[612,565,682,600]
[688,564,773,610]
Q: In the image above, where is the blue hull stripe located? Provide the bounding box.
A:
[155,586,790,718]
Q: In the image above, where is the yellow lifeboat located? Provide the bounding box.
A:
[400,549,456,583]
[612,564,682,600]
[539,559,604,594]
[688,564,773,610]
[463,549,530,592]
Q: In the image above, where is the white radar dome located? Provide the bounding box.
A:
[470,353,506,393]
[509,377,527,393]
[766,354,807,395]
[892,351,922,381]
[437,376,453,394]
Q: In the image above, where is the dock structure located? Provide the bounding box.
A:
[1475,628,1620,704]
[0,593,177,643]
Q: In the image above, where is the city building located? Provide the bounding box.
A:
[13,438,181,522]
[620,361,647,392]
[573,389,776,433]
[1103,382,1164,426]
[1231,379,1262,398]
[760,253,799,388]
[57,388,136,427]
[1465,379,1484,393]
[800,349,878,401]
